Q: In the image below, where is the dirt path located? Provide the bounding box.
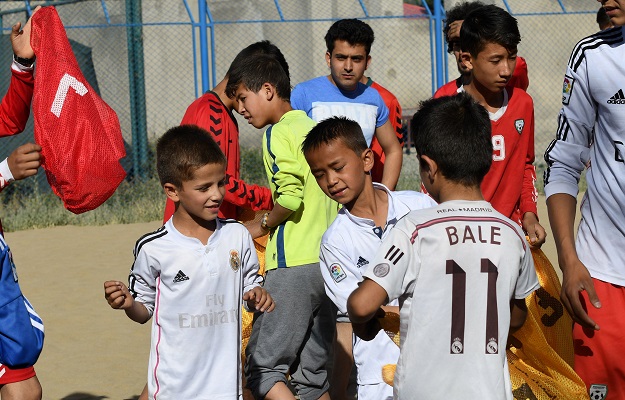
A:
[6,221,160,400]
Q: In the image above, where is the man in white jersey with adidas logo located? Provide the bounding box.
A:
[348,93,538,400]
[545,1,625,398]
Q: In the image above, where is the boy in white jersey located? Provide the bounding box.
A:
[348,93,539,400]
[302,116,435,400]
[545,1,625,397]
[103,125,274,400]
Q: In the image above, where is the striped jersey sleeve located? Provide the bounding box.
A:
[544,27,624,197]
[128,225,168,316]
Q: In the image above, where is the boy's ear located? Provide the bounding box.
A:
[460,52,473,71]
[365,55,372,71]
[362,148,374,173]
[325,51,332,68]
[420,155,439,182]
[263,82,275,101]
[163,183,180,202]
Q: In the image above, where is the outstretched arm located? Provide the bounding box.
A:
[0,7,40,136]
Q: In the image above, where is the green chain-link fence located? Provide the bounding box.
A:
[0,0,603,228]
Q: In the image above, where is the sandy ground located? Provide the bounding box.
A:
[4,196,567,400]
[6,221,160,400]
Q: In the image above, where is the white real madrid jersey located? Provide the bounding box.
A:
[129,218,262,400]
[363,200,538,400]
[544,26,625,286]
[320,183,436,385]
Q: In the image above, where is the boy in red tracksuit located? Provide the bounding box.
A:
[162,41,281,222]
[434,5,545,245]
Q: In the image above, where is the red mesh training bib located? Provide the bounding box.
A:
[30,7,126,214]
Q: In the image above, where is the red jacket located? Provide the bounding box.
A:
[433,87,537,224]
[0,66,33,137]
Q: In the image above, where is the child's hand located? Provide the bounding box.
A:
[245,220,269,239]
[522,212,547,248]
[8,143,41,181]
[243,287,275,313]
[104,280,134,310]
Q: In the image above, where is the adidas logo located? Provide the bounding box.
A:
[356,256,369,268]
[608,89,625,104]
[173,270,189,283]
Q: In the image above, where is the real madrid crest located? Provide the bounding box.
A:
[229,250,240,271]
[486,337,498,354]
[451,337,463,354]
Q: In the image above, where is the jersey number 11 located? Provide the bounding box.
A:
[447,258,499,355]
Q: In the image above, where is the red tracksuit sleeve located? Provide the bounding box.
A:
[520,110,538,218]
[0,66,33,137]
[224,173,273,211]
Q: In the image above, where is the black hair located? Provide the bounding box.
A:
[225,40,290,81]
[324,18,375,55]
[597,7,612,30]
[443,1,486,52]
[156,125,226,187]
[225,53,291,100]
[302,116,368,157]
[459,4,520,57]
[411,93,492,187]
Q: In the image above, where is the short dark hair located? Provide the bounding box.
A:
[597,7,612,30]
[459,4,520,57]
[225,53,291,100]
[411,93,492,186]
[443,1,486,52]
[156,125,226,187]
[324,19,375,55]
[302,116,368,157]
[225,40,290,82]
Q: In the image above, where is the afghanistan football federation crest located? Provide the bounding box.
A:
[514,119,525,135]
[229,250,240,271]
[589,384,608,400]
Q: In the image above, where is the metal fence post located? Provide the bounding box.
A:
[198,0,216,93]
[433,0,445,91]
[126,0,148,179]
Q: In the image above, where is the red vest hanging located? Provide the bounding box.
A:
[30,6,126,214]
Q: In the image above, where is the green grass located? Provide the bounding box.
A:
[0,177,165,232]
[0,147,586,232]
